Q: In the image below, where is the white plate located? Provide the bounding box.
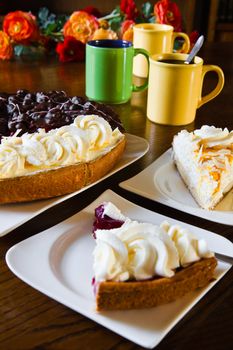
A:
[120,149,233,225]
[6,190,233,349]
[0,134,149,237]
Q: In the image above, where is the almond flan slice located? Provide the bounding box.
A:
[92,202,217,311]
[172,125,233,210]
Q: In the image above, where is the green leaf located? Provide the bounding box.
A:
[107,7,124,32]
[44,22,57,35]
[111,6,121,16]
[14,45,45,58]
[14,45,24,57]
[148,16,156,23]
[100,6,122,21]
[108,16,123,32]
[142,2,153,19]
[38,6,68,36]
[174,39,184,51]
[56,14,69,31]
[38,7,49,22]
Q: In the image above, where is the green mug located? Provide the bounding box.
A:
[85,40,149,104]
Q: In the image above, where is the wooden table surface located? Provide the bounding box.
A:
[0,42,232,350]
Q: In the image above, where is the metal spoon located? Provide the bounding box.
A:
[184,35,204,64]
[214,252,233,265]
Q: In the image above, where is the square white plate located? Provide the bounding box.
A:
[120,149,233,225]
[0,133,149,237]
[6,190,233,349]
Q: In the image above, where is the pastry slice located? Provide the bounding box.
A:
[172,125,233,210]
[92,202,217,311]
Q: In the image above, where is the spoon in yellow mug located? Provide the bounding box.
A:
[184,35,204,64]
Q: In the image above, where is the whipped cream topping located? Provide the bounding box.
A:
[175,125,233,150]
[194,126,233,173]
[194,125,233,148]
[101,201,127,222]
[160,221,214,266]
[0,115,124,179]
[93,203,214,282]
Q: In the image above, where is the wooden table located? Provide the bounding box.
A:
[0,42,232,350]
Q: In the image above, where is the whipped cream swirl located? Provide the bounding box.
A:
[194,125,233,148]
[160,221,214,266]
[0,115,123,179]
[93,203,214,282]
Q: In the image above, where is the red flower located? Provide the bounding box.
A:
[120,0,139,21]
[154,0,182,32]
[3,11,39,43]
[121,19,135,35]
[81,6,101,18]
[56,36,85,63]
[121,19,135,41]
[189,30,199,48]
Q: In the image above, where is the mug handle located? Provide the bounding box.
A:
[132,48,149,92]
[197,65,225,108]
[172,32,190,53]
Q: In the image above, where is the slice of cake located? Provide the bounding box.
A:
[92,202,217,311]
[172,125,233,210]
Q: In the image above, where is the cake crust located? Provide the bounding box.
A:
[95,257,217,311]
[0,137,126,204]
[87,137,126,185]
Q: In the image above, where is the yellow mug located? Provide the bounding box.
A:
[133,23,190,78]
[147,53,225,126]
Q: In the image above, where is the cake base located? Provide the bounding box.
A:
[95,257,217,311]
[0,137,126,204]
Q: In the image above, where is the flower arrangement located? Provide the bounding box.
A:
[0,0,197,62]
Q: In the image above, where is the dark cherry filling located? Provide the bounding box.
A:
[0,90,125,143]
[92,204,125,238]
[92,204,125,290]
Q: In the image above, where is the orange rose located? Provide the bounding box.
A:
[92,28,117,40]
[121,20,135,42]
[0,31,13,60]
[3,11,39,43]
[122,28,133,42]
[63,11,99,43]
